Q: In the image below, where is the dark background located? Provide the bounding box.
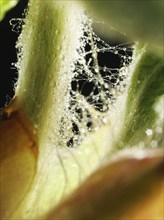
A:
[0,0,28,108]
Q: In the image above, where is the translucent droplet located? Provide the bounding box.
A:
[95,67,99,73]
[146,129,153,136]
[103,66,107,72]
[104,83,109,89]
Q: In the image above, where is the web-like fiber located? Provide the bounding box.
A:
[58,19,134,148]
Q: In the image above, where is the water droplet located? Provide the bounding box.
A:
[104,83,109,89]
[103,66,107,72]
[146,129,153,136]
[95,67,99,73]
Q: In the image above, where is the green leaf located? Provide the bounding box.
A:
[0,0,19,21]
[117,48,164,149]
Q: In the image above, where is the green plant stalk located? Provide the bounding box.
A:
[12,1,89,219]
[117,48,164,149]
[16,0,82,146]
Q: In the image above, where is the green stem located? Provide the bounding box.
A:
[16,0,82,146]
[117,48,164,149]
[13,1,86,219]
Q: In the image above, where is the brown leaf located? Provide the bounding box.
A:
[48,149,163,220]
[0,99,38,219]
